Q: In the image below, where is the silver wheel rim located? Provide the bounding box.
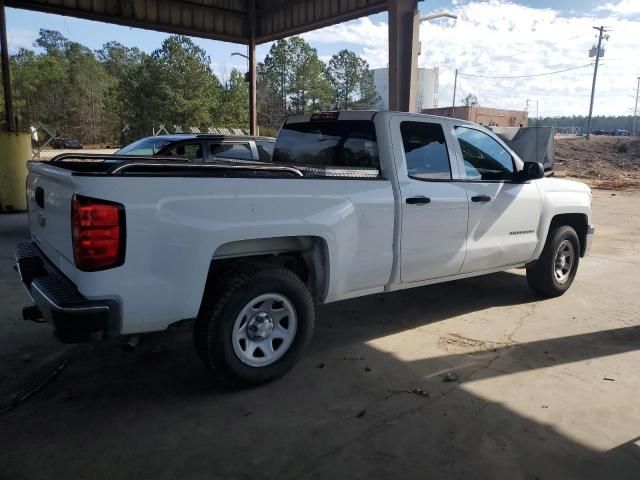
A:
[231,293,297,367]
[554,240,575,284]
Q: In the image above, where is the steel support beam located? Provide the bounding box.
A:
[256,2,387,44]
[0,0,15,131]
[388,0,419,112]
[248,0,257,135]
[6,0,249,45]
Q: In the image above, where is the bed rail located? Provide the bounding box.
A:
[45,153,304,177]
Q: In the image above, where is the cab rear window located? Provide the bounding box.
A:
[273,120,379,169]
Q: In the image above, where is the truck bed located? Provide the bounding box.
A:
[26,156,395,334]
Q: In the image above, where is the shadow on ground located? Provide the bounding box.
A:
[1,213,639,479]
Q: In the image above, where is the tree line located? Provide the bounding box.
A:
[0,30,379,144]
[461,93,636,133]
[530,115,638,133]
[257,37,378,129]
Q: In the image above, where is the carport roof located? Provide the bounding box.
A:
[2,0,420,134]
[5,0,389,44]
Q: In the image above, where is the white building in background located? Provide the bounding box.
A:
[372,67,439,111]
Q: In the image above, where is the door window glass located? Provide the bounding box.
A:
[255,140,275,162]
[454,127,514,180]
[400,121,451,180]
[163,142,203,160]
[210,143,253,161]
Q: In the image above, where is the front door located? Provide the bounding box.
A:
[450,124,542,273]
[391,116,469,283]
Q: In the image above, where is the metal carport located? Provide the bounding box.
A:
[0,0,421,134]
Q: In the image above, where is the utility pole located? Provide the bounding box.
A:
[633,76,639,136]
[586,26,608,140]
[452,68,458,118]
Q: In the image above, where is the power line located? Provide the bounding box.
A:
[458,63,593,79]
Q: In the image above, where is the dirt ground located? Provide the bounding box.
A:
[555,136,640,189]
[1,189,639,479]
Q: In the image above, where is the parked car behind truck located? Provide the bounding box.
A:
[50,137,83,149]
[17,111,594,386]
[117,134,275,162]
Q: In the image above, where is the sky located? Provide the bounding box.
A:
[5,0,640,117]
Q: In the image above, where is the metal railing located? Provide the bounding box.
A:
[46,153,304,177]
[46,153,382,179]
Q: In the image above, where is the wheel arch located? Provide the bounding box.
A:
[200,236,330,311]
[539,213,589,258]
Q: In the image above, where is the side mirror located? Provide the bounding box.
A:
[517,161,544,181]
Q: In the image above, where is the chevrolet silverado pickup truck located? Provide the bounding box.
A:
[16,111,594,386]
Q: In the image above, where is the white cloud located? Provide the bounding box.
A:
[302,17,387,50]
[7,28,37,52]
[596,0,640,16]
[301,1,640,117]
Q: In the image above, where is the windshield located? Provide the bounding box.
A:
[117,137,172,156]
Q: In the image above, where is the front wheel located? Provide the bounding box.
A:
[194,264,315,387]
[526,225,580,298]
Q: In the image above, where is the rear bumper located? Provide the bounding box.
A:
[584,224,595,256]
[15,242,119,343]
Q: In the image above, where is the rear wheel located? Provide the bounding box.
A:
[526,225,580,298]
[194,264,315,387]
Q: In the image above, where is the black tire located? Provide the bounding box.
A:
[194,263,315,387]
[526,225,580,298]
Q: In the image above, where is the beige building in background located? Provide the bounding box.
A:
[422,106,528,127]
[374,67,439,112]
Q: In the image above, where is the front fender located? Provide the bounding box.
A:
[530,179,592,261]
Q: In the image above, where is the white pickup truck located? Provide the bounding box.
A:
[16,111,594,386]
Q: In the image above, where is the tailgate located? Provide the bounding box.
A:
[27,162,78,268]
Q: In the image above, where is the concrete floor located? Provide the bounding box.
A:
[1,189,639,480]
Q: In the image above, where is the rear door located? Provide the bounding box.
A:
[449,122,542,273]
[391,115,469,283]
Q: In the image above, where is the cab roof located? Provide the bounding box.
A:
[284,110,478,127]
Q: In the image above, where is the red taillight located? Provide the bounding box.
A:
[72,195,125,271]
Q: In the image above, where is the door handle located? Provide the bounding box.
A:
[471,195,491,203]
[406,196,431,205]
[35,187,44,208]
